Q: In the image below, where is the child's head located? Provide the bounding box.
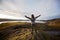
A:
[31,14,34,18]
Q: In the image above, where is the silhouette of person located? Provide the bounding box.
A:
[25,14,41,40]
[25,14,41,26]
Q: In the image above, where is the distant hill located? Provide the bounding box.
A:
[46,18,60,27]
[0,18,14,21]
[0,18,30,22]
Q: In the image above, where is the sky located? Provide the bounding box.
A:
[0,0,60,20]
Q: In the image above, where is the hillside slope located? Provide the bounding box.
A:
[46,18,60,27]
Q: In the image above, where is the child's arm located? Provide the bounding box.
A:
[25,15,31,19]
[35,15,41,19]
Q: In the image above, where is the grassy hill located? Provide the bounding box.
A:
[0,22,47,40]
[0,18,60,40]
[46,18,60,27]
[0,22,30,30]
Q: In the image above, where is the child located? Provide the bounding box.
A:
[25,14,41,39]
[25,14,41,26]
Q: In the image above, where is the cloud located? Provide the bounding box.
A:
[0,0,2,4]
[0,0,24,18]
[0,0,60,20]
[0,13,19,19]
[25,0,60,19]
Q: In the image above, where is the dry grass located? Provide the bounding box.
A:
[0,22,29,30]
[0,21,60,40]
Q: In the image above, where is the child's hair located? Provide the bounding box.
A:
[31,14,34,18]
